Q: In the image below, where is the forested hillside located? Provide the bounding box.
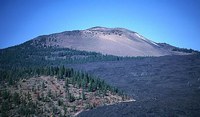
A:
[0,41,137,70]
[0,66,131,117]
[0,42,134,117]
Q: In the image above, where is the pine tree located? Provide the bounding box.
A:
[48,89,52,97]
[8,76,14,85]
[42,81,46,90]
[65,78,69,88]
[28,91,32,101]
[13,92,20,105]
[58,65,65,79]
[67,92,75,102]
[1,100,10,117]
[82,89,86,100]
[63,105,67,116]
[58,99,63,106]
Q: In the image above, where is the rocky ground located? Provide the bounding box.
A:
[69,54,200,117]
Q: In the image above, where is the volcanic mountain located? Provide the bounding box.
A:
[1,27,200,117]
[27,26,193,57]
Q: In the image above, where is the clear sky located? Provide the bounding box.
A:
[0,0,200,50]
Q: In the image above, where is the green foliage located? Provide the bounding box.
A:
[0,63,127,103]
[0,66,124,98]
[48,89,52,97]
[65,78,69,87]
[0,45,138,72]
[13,92,21,105]
[18,100,37,116]
[72,106,76,112]
[0,64,127,116]
[58,99,63,106]
[0,89,39,117]
[67,92,75,102]
[82,89,86,100]
[172,48,198,53]
[0,41,133,117]
[2,90,11,100]
[63,105,67,116]
[1,100,10,116]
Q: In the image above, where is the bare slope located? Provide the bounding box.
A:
[30,26,191,57]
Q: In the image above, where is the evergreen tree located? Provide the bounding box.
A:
[65,78,69,88]
[13,92,21,105]
[1,100,10,117]
[58,99,63,106]
[67,92,75,102]
[42,81,46,89]
[63,105,67,116]
[82,89,86,100]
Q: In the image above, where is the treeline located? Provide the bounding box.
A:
[0,66,127,117]
[0,45,144,70]
[0,66,123,95]
[172,48,199,53]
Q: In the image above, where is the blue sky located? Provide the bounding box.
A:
[0,0,200,50]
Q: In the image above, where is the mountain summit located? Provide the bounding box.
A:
[29,27,193,56]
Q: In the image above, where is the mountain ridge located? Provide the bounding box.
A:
[6,26,198,57]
